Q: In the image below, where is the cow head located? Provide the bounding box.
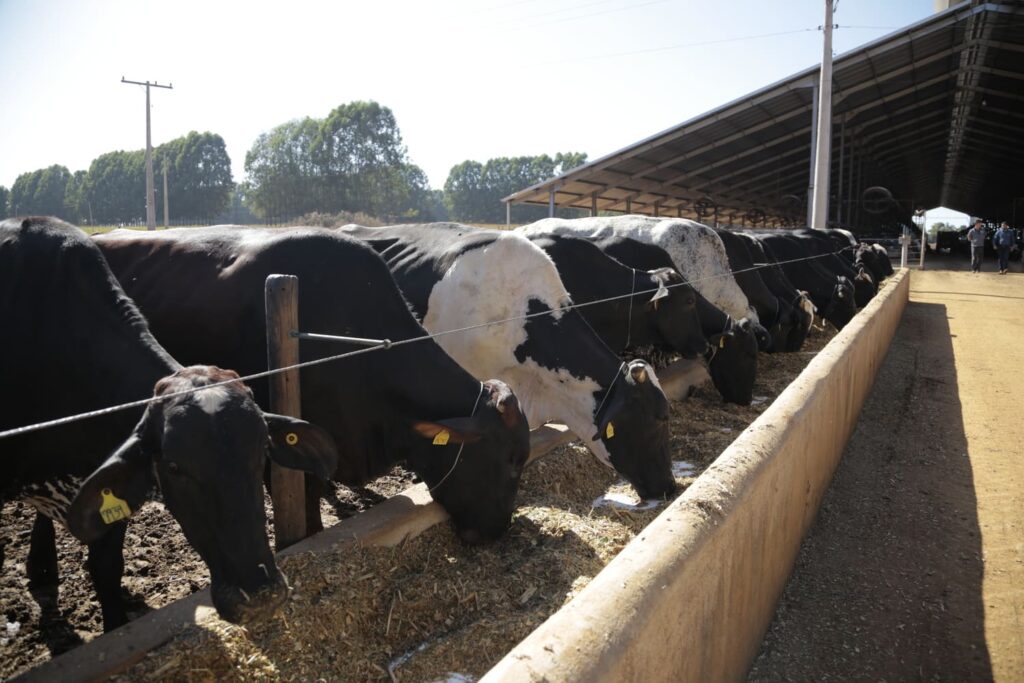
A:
[67,366,338,625]
[408,380,530,545]
[706,317,758,405]
[784,291,815,352]
[751,321,773,352]
[822,277,857,330]
[644,268,709,360]
[591,360,675,500]
[851,266,876,308]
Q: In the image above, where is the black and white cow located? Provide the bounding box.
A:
[519,215,773,351]
[584,235,760,406]
[745,231,857,330]
[95,226,531,545]
[734,232,815,352]
[337,223,676,500]
[0,217,338,631]
[522,233,708,359]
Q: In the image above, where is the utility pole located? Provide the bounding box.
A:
[121,77,172,230]
[810,1,835,231]
[163,161,169,227]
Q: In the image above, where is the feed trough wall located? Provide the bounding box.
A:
[482,269,910,683]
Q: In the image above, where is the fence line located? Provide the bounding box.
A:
[0,246,856,441]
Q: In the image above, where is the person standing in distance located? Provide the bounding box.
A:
[993,221,1016,274]
[967,218,987,273]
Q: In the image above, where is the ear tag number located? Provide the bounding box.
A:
[99,489,132,525]
[719,336,726,348]
[433,430,450,446]
[605,422,615,439]
[285,432,299,446]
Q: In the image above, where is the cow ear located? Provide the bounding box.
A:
[709,328,735,351]
[264,413,339,480]
[67,435,154,544]
[412,418,484,446]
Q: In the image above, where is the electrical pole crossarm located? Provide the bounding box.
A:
[121,77,173,90]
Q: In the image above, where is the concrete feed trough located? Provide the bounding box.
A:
[483,269,909,682]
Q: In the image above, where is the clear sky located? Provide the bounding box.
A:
[0,0,936,197]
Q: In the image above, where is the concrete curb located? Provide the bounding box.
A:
[481,269,910,683]
[15,362,700,682]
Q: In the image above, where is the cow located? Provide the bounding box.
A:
[582,234,760,406]
[337,223,676,501]
[519,215,773,351]
[0,217,338,631]
[734,232,815,352]
[714,228,804,353]
[521,233,708,359]
[94,226,531,544]
[745,231,857,330]
[793,228,877,307]
[855,242,895,282]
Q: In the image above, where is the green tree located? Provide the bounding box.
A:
[313,101,410,216]
[155,131,234,220]
[245,117,322,219]
[243,101,432,221]
[0,185,9,218]
[9,165,71,217]
[64,170,89,223]
[443,153,588,223]
[83,150,146,224]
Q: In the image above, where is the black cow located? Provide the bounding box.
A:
[95,226,530,544]
[523,234,708,359]
[746,231,857,330]
[1,217,338,631]
[715,228,803,353]
[855,243,895,282]
[734,233,814,352]
[583,235,760,406]
[337,223,676,500]
[794,228,877,307]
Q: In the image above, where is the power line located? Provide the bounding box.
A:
[525,27,820,68]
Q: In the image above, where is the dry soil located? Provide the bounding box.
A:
[750,256,1024,682]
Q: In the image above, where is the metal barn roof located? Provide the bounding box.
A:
[504,1,1024,230]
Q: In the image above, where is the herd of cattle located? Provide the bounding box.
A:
[0,214,894,642]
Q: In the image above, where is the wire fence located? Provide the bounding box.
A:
[0,245,857,441]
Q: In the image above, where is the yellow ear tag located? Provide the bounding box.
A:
[285,432,299,446]
[719,336,726,348]
[99,488,132,525]
[605,422,615,439]
[433,430,450,446]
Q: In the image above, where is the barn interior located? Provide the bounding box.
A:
[503,0,1024,235]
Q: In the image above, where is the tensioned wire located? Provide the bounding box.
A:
[0,245,857,440]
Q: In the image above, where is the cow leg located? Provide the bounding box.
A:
[304,475,323,536]
[85,524,129,631]
[27,513,59,590]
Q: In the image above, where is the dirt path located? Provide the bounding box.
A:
[750,259,1024,681]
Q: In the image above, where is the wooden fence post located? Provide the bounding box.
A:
[265,274,306,550]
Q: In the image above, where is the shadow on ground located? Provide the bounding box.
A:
[748,299,991,681]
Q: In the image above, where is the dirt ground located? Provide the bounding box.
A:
[0,323,837,680]
[750,255,1024,682]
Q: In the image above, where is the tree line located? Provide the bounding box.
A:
[0,100,588,226]
[2,132,233,225]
